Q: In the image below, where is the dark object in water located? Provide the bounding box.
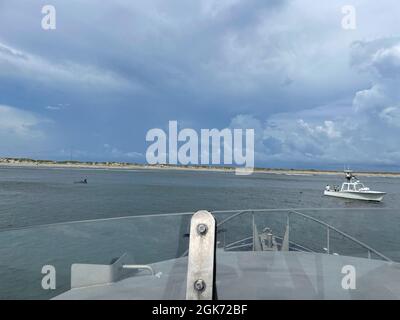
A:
[74,179,88,184]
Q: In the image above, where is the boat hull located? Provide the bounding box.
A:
[324,190,385,202]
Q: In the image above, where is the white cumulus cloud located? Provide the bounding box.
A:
[0,105,52,155]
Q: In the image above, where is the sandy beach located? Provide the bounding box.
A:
[1,158,400,177]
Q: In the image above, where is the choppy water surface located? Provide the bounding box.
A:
[0,166,399,299]
[1,166,398,228]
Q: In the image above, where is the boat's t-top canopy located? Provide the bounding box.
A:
[344,169,356,182]
[342,170,369,191]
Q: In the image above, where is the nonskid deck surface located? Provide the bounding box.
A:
[54,251,400,300]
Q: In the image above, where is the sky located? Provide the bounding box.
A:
[1,0,400,170]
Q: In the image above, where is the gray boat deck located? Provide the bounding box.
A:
[54,251,400,299]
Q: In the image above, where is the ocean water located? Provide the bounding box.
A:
[0,166,400,299]
[1,166,398,229]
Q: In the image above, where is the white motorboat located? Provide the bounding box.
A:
[324,170,386,202]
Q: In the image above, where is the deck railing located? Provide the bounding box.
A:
[212,208,392,262]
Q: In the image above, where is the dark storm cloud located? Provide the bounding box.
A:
[0,0,400,168]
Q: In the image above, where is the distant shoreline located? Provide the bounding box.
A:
[1,158,400,177]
